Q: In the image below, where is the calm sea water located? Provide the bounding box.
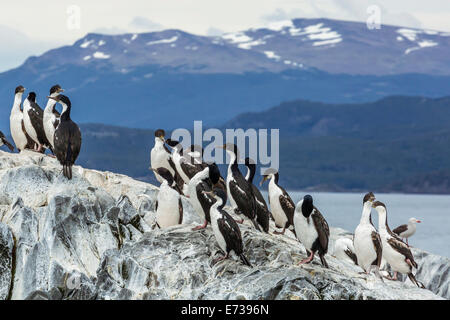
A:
[260,191,450,258]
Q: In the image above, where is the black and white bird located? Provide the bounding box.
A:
[217,143,260,231]
[260,169,295,235]
[43,85,64,151]
[244,157,270,233]
[153,167,183,229]
[203,188,252,267]
[48,94,82,180]
[188,162,225,231]
[353,192,383,279]
[333,237,357,265]
[166,139,207,185]
[372,201,424,288]
[294,195,330,268]
[393,218,421,247]
[150,130,184,193]
[23,92,50,153]
[10,85,35,152]
[0,131,14,151]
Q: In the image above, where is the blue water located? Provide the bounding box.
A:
[260,191,450,258]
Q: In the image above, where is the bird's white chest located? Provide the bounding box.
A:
[210,212,227,253]
[268,180,287,228]
[9,112,27,150]
[156,185,180,228]
[379,231,410,273]
[188,177,206,219]
[43,110,57,147]
[294,211,318,250]
[226,171,238,209]
[354,223,378,271]
[400,224,416,238]
[173,152,190,183]
[22,106,38,143]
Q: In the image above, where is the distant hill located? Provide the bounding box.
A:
[2,95,442,194]
[2,18,450,131]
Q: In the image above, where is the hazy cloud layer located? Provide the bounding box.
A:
[0,0,449,71]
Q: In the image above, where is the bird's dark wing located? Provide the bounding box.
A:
[180,159,205,180]
[371,231,383,267]
[229,178,256,219]
[251,184,270,232]
[278,188,295,225]
[217,210,244,255]
[52,112,60,129]
[252,185,268,209]
[69,122,82,164]
[344,248,358,265]
[387,237,417,268]
[54,121,82,166]
[28,102,50,146]
[196,180,214,223]
[0,132,14,151]
[392,224,408,235]
[178,198,183,224]
[312,208,330,253]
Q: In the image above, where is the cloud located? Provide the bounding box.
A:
[129,17,165,32]
[206,27,224,36]
[0,25,58,73]
[91,26,130,35]
[259,0,424,30]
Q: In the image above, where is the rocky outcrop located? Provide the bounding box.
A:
[0,150,446,300]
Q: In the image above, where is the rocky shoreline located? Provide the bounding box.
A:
[0,150,447,300]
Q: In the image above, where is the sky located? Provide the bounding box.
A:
[1,0,449,72]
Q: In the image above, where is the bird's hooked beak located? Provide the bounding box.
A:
[202,190,214,196]
[416,219,422,223]
[259,175,269,187]
[58,88,65,93]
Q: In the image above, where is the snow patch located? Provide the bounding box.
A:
[93,51,110,59]
[267,20,294,31]
[83,56,91,61]
[419,40,438,48]
[80,40,94,48]
[397,36,403,41]
[405,40,438,54]
[397,28,420,41]
[147,36,178,46]
[98,40,106,46]
[131,34,138,41]
[264,51,280,61]
[238,39,265,50]
[222,32,252,44]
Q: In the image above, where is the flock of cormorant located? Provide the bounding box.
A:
[5,85,81,179]
[149,131,425,288]
[0,85,423,289]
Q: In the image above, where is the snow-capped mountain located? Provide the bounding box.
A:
[218,18,450,75]
[1,18,450,130]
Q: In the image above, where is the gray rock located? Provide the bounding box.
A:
[0,150,446,300]
[0,222,14,300]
